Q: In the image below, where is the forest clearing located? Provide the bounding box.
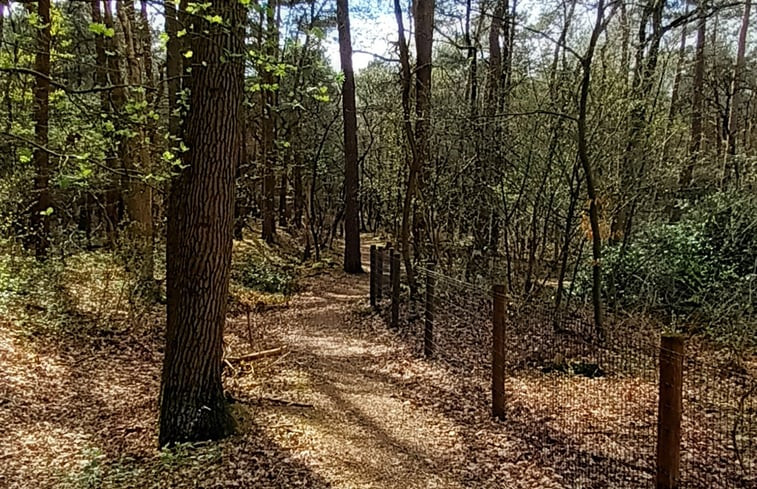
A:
[1,0,756,487]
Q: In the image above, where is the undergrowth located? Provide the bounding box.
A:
[230,235,299,308]
[0,239,155,338]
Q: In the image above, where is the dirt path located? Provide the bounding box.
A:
[227,243,463,488]
[224,242,561,489]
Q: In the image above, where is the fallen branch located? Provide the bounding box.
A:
[260,397,314,409]
[226,346,286,363]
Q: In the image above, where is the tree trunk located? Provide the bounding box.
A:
[394,0,417,283]
[159,0,245,446]
[577,0,607,338]
[117,1,154,295]
[90,1,108,106]
[612,0,664,245]
[337,0,363,273]
[400,0,434,293]
[165,0,182,140]
[667,5,688,124]
[676,0,707,212]
[261,0,278,243]
[293,147,304,228]
[724,0,751,186]
[30,0,51,259]
[278,163,288,227]
[101,0,127,244]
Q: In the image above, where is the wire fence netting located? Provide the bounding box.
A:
[370,257,756,488]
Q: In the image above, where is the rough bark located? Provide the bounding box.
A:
[159,0,245,446]
[30,0,51,259]
[337,0,363,273]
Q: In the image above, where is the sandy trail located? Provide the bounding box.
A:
[227,241,473,488]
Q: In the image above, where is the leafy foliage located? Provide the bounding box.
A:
[577,192,757,347]
[234,257,296,295]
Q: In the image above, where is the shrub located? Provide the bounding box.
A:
[233,256,295,295]
[577,191,756,348]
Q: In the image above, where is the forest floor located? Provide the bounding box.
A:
[0,237,753,488]
[0,237,565,489]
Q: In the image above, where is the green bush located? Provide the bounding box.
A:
[577,191,756,347]
[233,257,295,295]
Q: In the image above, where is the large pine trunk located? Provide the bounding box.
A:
[337,0,362,273]
[159,0,245,446]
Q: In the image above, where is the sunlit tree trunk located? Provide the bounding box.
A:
[612,0,664,246]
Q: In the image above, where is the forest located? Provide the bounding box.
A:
[0,0,755,488]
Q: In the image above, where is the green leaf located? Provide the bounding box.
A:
[310,26,325,41]
[40,207,54,217]
[88,22,114,38]
[183,50,193,59]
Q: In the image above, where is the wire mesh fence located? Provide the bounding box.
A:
[368,248,756,488]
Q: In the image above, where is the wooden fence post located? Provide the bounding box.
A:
[369,245,376,308]
[492,284,506,420]
[391,251,400,328]
[424,263,435,357]
[375,246,384,303]
[656,334,684,489]
[386,246,393,295]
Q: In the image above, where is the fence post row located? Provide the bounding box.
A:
[424,262,435,358]
[375,246,384,303]
[656,334,684,489]
[391,251,400,329]
[369,245,376,308]
[368,259,690,483]
[492,284,506,421]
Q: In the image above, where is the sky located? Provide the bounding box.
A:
[325,9,398,71]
